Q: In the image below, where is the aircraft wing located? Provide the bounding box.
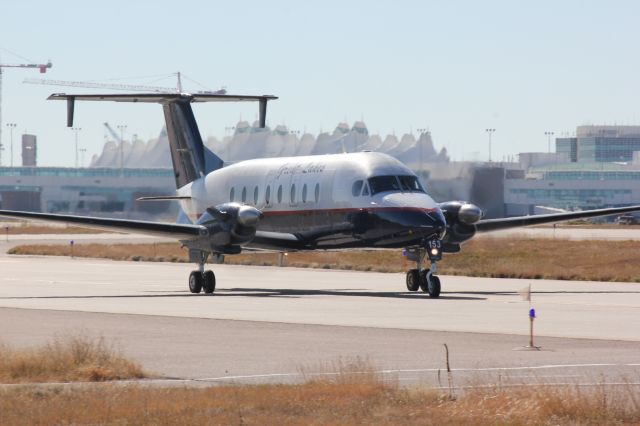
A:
[475,205,640,232]
[0,210,206,239]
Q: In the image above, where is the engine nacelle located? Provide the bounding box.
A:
[195,202,263,253]
[458,203,483,225]
[439,201,483,248]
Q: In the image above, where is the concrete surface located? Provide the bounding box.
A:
[1,255,639,386]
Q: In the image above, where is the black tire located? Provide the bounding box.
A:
[203,270,216,294]
[427,275,441,298]
[189,271,203,294]
[419,269,430,292]
[406,269,420,292]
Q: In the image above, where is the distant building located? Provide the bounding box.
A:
[21,134,37,166]
[556,125,640,163]
[555,137,577,162]
[90,121,450,168]
[504,162,640,215]
[0,167,175,220]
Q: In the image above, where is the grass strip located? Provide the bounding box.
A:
[1,224,110,235]
[8,237,640,282]
[1,374,640,424]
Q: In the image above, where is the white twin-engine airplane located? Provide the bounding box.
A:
[2,92,640,298]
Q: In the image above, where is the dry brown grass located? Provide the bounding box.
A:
[1,373,639,425]
[0,335,147,384]
[8,237,640,282]
[1,223,110,234]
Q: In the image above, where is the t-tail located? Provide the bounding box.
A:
[50,92,278,190]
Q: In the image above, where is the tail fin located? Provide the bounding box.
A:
[48,92,278,189]
[163,101,223,188]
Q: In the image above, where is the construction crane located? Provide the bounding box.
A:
[24,72,227,95]
[103,122,123,143]
[24,78,179,93]
[0,59,52,166]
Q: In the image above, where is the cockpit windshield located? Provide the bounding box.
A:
[367,175,425,195]
[398,175,425,192]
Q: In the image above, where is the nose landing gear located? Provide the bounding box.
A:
[404,239,442,298]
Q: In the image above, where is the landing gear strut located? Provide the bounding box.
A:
[404,239,442,298]
[188,251,216,294]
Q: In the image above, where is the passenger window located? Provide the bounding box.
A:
[315,183,320,203]
[230,187,235,202]
[241,187,247,203]
[277,185,283,203]
[265,186,271,204]
[302,184,308,203]
[352,180,363,197]
[291,184,296,203]
[253,186,259,204]
[362,183,370,196]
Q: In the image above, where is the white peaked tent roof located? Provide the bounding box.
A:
[88,121,449,167]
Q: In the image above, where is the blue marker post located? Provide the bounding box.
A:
[70,240,74,259]
[528,307,539,349]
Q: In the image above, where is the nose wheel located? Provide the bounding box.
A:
[404,239,442,298]
[420,271,441,298]
[406,269,421,292]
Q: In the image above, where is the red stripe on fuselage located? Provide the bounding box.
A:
[186,206,438,221]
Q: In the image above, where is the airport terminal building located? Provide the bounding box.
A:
[0,167,176,220]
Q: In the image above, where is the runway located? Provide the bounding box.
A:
[1,255,639,387]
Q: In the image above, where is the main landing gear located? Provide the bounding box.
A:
[188,251,216,294]
[405,239,442,298]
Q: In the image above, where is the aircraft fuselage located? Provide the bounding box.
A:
[179,151,446,250]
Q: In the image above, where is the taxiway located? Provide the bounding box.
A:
[1,255,639,387]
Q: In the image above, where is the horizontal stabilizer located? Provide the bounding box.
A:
[137,196,192,202]
[49,92,278,128]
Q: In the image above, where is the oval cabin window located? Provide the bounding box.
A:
[230,187,235,202]
[315,183,320,203]
[302,184,308,203]
[290,184,296,203]
[253,186,259,204]
[265,186,271,204]
[241,187,247,203]
[277,185,283,203]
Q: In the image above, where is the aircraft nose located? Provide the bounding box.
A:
[373,207,446,240]
[430,208,447,239]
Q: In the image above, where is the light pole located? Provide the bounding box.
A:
[6,123,16,167]
[544,131,554,154]
[79,148,87,167]
[116,124,127,175]
[485,128,496,162]
[71,127,81,168]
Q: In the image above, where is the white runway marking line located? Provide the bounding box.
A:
[191,363,639,382]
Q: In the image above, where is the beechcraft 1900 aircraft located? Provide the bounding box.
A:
[1,92,640,298]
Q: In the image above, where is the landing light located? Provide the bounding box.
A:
[430,248,440,256]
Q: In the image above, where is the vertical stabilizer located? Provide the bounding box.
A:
[163,101,223,188]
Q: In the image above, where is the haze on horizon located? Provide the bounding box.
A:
[1,0,639,167]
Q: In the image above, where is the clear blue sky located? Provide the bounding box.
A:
[2,0,640,166]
